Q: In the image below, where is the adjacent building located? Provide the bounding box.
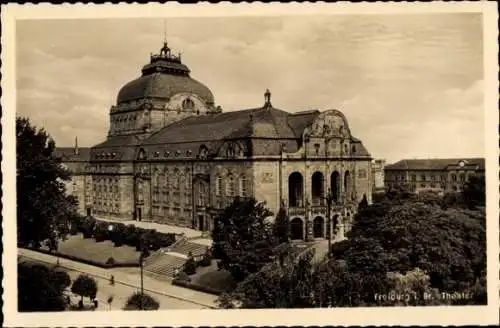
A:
[56,41,374,241]
[371,159,386,193]
[384,158,485,194]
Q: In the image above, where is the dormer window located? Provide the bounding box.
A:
[154,151,160,157]
[186,150,192,156]
[164,151,170,157]
[175,150,181,156]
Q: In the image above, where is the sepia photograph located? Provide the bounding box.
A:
[1,1,499,327]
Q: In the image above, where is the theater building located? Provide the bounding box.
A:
[384,158,485,194]
[56,41,374,240]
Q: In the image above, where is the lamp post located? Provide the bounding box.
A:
[138,238,150,310]
[321,188,335,258]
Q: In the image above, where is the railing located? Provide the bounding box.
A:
[288,207,306,216]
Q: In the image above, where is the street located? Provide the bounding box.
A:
[18,248,218,310]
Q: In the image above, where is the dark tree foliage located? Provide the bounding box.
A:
[218,246,317,309]
[71,274,98,301]
[18,263,71,312]
[221,191,486,308]
[183,253,197,275]
[124,292,160,310]
[461,174,485,209]
[16,118,77,247]
[17,117,78,248]
[212,197,276,282]
[273,207,290,244]
[358,194,369,211]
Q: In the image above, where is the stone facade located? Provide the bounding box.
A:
[56,41,374,241]
[384,158,485,194]
[371,159,386,193]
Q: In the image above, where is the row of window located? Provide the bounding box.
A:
[110,114,139,132]
[151,172,191,191]
[151,206,191,218]
[394,173,469,182]
[215,176,249,197]
[152,190,191,206]
[93,200,120,214]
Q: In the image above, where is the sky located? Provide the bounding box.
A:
[16,14,484,163]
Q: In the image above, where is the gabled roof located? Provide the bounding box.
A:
[385,158,485,171]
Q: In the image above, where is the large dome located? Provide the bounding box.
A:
[116,42,214,106]
[116,73,214,105]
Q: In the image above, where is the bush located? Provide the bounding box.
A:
[93,221,109,242]
[124,292,159,310]
[184,256,197,275]
[110,223,126,247]
[172,279,222,296]
[80,217,96,238]
[106,257,116,265]
[199,247,212,267]
[175,270,191,282]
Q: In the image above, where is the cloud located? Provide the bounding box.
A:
[16,15,483,162]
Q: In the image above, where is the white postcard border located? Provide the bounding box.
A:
[2,2,499,326]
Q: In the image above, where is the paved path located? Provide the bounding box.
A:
[18,248,218,310]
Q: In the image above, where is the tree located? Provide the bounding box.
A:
[212,197,276,282]
[18,262,71,311]
[273,206,290,244]
[183,252,197,275]
[224,194,486,308]
[218,246,317,308]
[358,194,369,211]
[16,117,78,248]
[124,292,159,310]
[384,268,444,306]
[461,174,485,209]
[71,275,98,303]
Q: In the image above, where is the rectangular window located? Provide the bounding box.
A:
[227,177,235,197]
[411,175,416,181]
[216,177,222,196]
[420,175,426,181]
[239,177,248,197]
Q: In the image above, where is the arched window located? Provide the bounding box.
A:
[311,172,324,206]
[288,172,304,207]
[330,171,340,202]
[182,97,195,110]
[226,175,235,197]
[344,171,351,195]
[239,176,248,197]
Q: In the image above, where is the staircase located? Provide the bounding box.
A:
[143,239,210,278]
[170,239,208,257]
[144,253,186,278]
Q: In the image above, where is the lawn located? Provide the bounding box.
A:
[41,234,140,266]
[187,261,236,294]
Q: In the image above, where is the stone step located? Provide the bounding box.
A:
[144,253,187,277]
[170,240,208,257]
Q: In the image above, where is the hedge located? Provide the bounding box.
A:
[70,216,176,251]
[23,247,140,269]
[171,278,223,296]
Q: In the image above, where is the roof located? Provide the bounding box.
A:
[90,135,144,161]
[141,104,309,146]
[116,73,214,105]
[385,158,485,171]
[53,147,91,162]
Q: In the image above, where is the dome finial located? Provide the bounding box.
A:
[264,89,271,106]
